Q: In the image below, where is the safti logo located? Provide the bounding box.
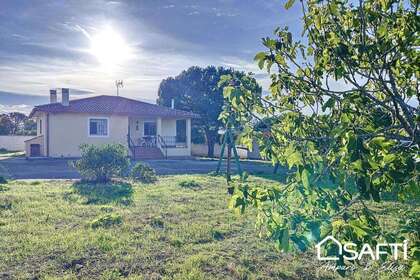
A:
[316,236,409,261]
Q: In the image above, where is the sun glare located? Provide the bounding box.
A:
[89,26,132,69]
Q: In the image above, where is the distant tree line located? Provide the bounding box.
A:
[0,112,36,135]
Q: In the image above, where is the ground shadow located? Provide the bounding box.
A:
[69,181,134,205]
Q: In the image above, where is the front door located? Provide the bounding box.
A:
[30,144,41,157]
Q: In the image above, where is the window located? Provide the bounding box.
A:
[39,119,42,135]
[89,118,108,136]
[143,122,156,136]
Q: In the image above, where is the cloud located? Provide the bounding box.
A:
[0,104,33,115]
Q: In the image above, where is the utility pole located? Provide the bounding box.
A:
[115,80,123,96]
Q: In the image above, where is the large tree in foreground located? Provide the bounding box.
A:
[223,0,419,277]
[158,66,261,157]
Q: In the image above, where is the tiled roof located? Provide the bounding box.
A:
[30,95,199,118]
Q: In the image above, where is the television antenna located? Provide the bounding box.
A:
[115,80,124,96]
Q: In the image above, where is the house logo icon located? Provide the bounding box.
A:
[315,236,342,261]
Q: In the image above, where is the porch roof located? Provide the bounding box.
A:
[30,95,199,118]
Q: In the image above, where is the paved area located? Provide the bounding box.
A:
[0,157,281,180]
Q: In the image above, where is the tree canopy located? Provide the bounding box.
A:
[158,66,261,157]
[222,0,419,277]
[0,112,36,135]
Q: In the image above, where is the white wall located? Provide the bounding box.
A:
[49,113,129,157]
[0,135,34,151]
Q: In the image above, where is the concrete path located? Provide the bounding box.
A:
[0,157,281,180]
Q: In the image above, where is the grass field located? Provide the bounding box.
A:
[0,175,415,279]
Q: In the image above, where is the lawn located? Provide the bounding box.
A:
[0,175,415,279]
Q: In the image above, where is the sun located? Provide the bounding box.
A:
[89,26,132,69]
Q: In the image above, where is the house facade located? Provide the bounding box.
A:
[25,88,198,159]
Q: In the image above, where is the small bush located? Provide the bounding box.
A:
[0,185,9,192]
[71,181,133,205]
[90,213,122,229]
[179,180,201,189]
[130,162,157,183]
[0,176,7,184]
[70,144,130,183]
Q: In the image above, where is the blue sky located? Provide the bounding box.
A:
[0,0,301,114]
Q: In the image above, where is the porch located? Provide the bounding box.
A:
[127,116,191,159]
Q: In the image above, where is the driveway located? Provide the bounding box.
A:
[0,157,282,180]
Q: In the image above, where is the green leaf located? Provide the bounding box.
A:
[287,151,303,167]
[258,58,265,70]
[254,52,266,61]
[301,169,310,189]
[284,0,295,10]
[378,24,387,37]
[322,97,335,112]
[409,261,420,278]
[281,228,290,252]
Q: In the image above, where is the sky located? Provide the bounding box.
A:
[0,0,302,114]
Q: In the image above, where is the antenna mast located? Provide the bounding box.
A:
[115,80,124,96]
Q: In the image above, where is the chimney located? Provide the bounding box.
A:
[49,89,57,103]
[171,98,175,109]
[61,88,69,106]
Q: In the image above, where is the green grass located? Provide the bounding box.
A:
[0,175,414,279]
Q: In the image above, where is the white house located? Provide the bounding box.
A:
[25,88,199,159]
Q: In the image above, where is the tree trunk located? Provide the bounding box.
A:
[226,143,232,182]
[207,140,215,158]
[205,129,216,158]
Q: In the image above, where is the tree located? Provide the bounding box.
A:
[0,114,12,135]
[158,66,262,157]
[23,118,37,135]
[223,0,419,277]
[8,112,27,135]
[0,112,36,135]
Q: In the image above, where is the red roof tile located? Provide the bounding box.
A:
[30,95,199,118]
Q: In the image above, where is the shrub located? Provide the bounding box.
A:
[129,162,157,183]
[71,181,133,205]
[179,179,201,189]
[90,213,122,229]
[0,176,7,184]
[71,144,130,183]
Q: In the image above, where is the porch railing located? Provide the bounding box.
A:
[128,134,187,159]
[159,136,187,148]
[157,135,168,159]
